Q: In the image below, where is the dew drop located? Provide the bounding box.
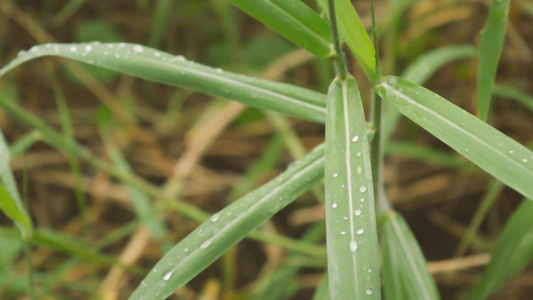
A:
[365,288,373,295]
[359,186,367,193]
[215,68,223,73]
[332,202,338,208]
[333,173,338,178]
[163,271,173,281]
[360,198,365,202]
[349,240,358,252]
[340,231,346,235]
[352,135,359,142]
[357,228,364,235]
[356,166,362,174]
[343,216,348,220]
[200,240,211,249]
[85,45,93,52]
[210,213,220,222]
[184,248,189,252]
[522,158,528,163]
[510,150,515,154]
[154,52,161,57]
[133,45,144,53]
[357,152,362,156]
[69,46,77,52]
[354,209,362,216]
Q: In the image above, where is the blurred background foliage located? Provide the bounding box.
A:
[0,0,532,299]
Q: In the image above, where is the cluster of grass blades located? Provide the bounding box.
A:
[0,0,532,299]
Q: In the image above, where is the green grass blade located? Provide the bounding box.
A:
[385,141,468,169]
[0,184,31,229]
[381,211,441,300]
[100,125,167,239]
[493,84,533,112]
[376,76,533,200]
[129,144,325,300]
[228,0,333,57]
[464,199,533,300]
[0,130,32,231]
[317,0,377,82]
[325,76,380,299]
[477,0,511,121]
[384,45,477,142]
[0,43,327,123]
[402,45,477,85]
[312,274,331,300]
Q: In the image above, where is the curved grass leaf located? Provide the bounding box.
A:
[129,144,325,300]
[317,0,377,82]
[464,199,533,300]
[0,184,31,229]
[401,45,477,85]
[384,45,477,142]
[228,0,333,57]
[477,0,511,121]
[493,84,533,112]
[376,76,533,200]
[325,76,380,299]
[381,211,440,300]
[0,43,327,123]
[0,128,32,231]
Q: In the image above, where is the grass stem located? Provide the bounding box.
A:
[327,0,347,79]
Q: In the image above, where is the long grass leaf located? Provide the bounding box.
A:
[0,184,31,229]
[476,0,511,121]
[228,0,333,57]
[317,0,377,82]
[0,129,31,231]
[129,144,325,300]
[493,84,533,112]
[384,45,477,142]
[381,211,440,300]
[325,76,380,299]
[0,43,327,123]
[376,76,533,200]
[464,199,533,300]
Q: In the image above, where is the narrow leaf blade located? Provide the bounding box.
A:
[0,43,327,123]
[376,76,533,200]
[228,0,333,57]
[477,0,511,121]
[0,183,31,228]
[129,144,325,300]
[465,199,533,300]
[0,127,32,230]
[381,211,440,300]
[325,77,380,299]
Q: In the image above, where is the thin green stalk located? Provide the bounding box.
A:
[327,0,347,79]
[369,0,389,216]
[47,62,88,236]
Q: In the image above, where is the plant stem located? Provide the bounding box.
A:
[369,0,390,217]
[327,0,347,79]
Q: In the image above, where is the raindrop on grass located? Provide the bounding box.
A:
[365,288,373,295]
[356,167,362,174]
[332,202,338,208]
[357,228,364,234]
[354,209,361,216]
[359,186,367,193]
[163,271,173,281]
[69,46,77,52]
[352,135,359,142]
[210,213,220,223]
[133,45,144,53]
[200,240,211,249]
[333,173,338,178]
[349,240,358,252]
[340,231,346,235]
